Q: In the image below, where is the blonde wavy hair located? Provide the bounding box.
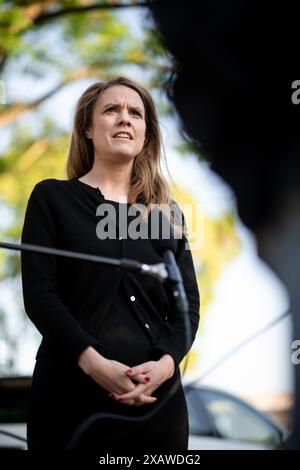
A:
[66,76,185,237]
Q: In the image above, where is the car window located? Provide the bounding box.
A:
[185,388,214,436]
[199,389,281,447]
[0,377,31,423]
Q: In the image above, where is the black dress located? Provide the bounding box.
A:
[21,179,200,451]
[27,288,189,451]
[27,284,189,451]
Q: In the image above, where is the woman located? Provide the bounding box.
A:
[21,76,200,451]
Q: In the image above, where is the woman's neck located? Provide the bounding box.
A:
[79,167,132,202]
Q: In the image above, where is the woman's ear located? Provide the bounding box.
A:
[85,129,91,139]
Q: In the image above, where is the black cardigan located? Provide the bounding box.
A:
[21,178,200,370]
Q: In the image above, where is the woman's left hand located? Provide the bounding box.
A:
[110,354,175,406]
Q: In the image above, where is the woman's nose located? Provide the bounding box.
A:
[118,110,131,125]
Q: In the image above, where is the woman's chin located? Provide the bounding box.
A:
[110,150,137,162]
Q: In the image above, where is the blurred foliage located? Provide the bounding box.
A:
[0,0,171,281]
[0,1,241,374]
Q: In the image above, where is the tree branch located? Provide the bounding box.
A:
[0,53,7,75]
[0,57,173,127]
[23,1,58,21]
[0,68,106,127]
[34,1,152,24]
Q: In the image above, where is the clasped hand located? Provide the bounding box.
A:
[79,347,175,407]
[110,360,168,407]
[106,355,175,407]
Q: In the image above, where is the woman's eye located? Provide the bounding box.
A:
[105,107,141,117]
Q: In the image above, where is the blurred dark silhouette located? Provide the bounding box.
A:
[151,0,300,449]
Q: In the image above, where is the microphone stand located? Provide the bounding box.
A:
[0,241,168,283]
[163,250,189,315]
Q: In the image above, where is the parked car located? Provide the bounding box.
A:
[0,376,286,450]
[185,383,286,450]
[0,376,30,449]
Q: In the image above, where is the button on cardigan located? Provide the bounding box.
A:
[21,178,200,370]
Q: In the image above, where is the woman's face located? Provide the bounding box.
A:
[86,85,147,163]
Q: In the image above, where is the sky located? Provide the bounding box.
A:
[0,6,294,401]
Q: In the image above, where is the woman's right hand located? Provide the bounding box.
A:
[78,346,147,397]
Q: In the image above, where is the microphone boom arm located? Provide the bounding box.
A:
[0,241,168,283]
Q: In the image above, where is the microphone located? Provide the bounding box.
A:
[150,208,189,315]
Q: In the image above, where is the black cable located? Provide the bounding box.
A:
[66,308,291,448]
[0,429,27,444]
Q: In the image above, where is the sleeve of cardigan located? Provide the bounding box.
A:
[152,210,200,370]
[21,182,101,363]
